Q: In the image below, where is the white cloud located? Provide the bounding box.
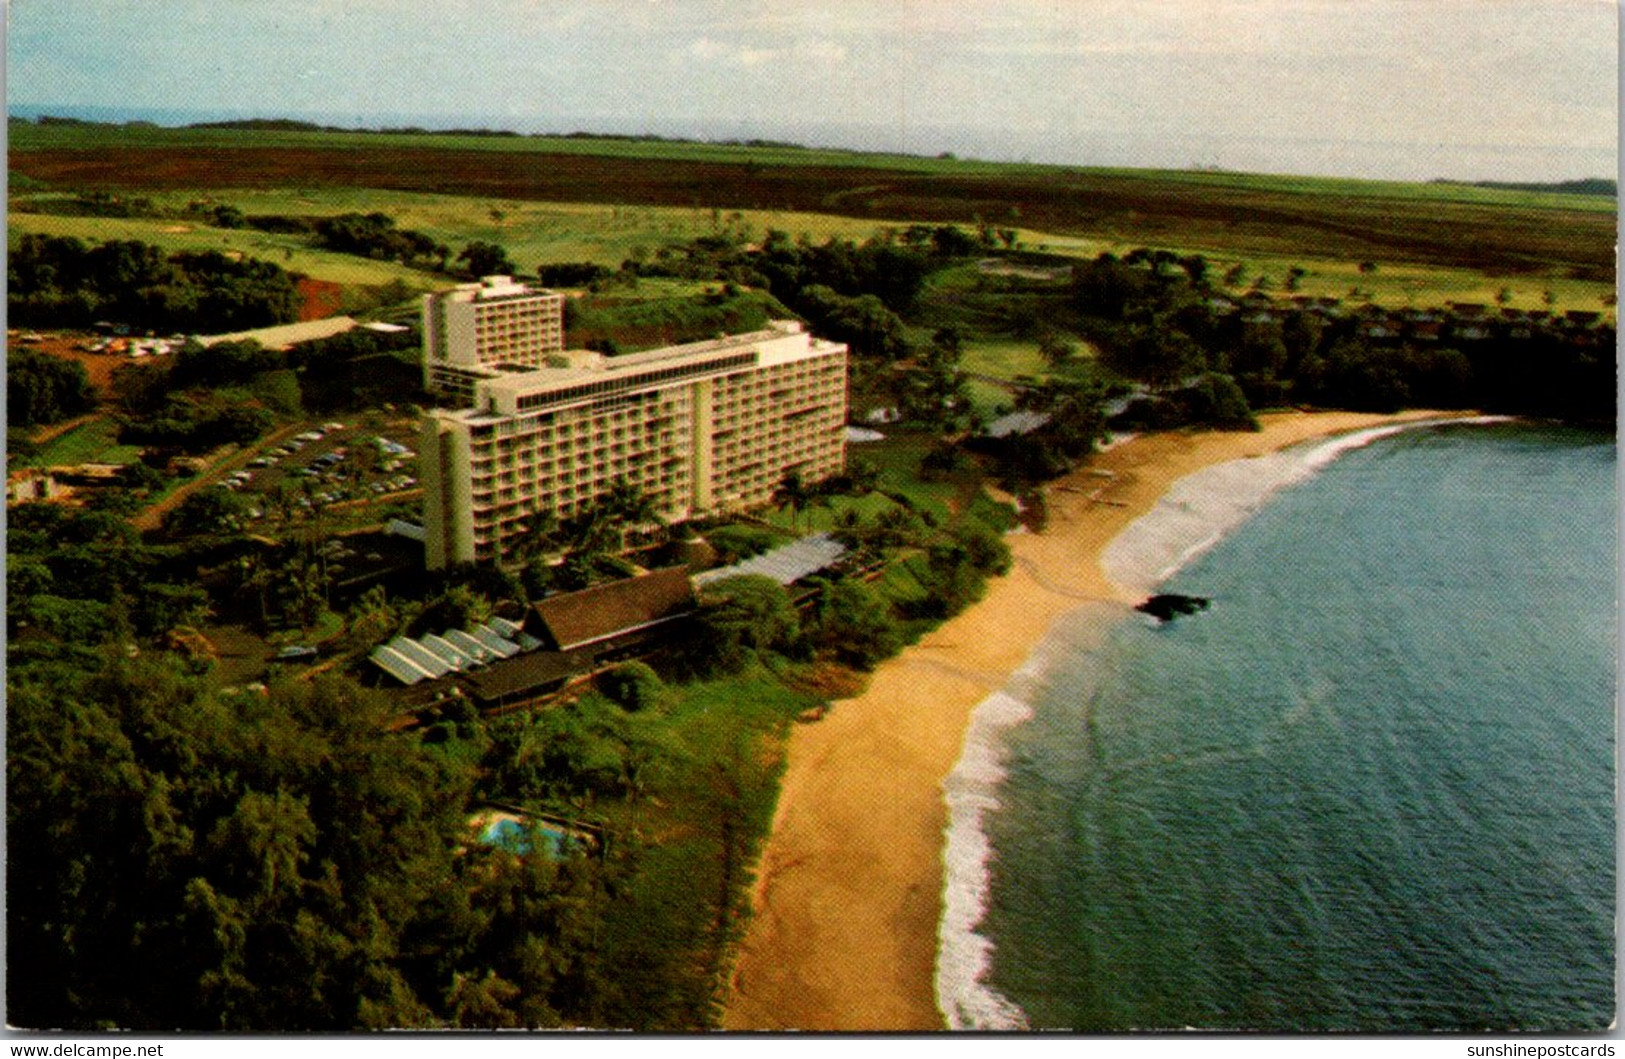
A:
[688,36,729,61]
[796,38,848,64]
[683,33,846,68]
[734,46,781,66]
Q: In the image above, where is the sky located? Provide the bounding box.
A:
[7,0,1619,182]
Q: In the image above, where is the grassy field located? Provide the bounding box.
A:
[13,123,1613,284]
[9,187,907,286]
[12,122,1614,215]
[9,120,1069,176]
[7,210,433,294]
[12,122,1615,328]
[21,416,144,468]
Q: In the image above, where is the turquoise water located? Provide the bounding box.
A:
[482,817,573,858]
[950,424,1616,1031]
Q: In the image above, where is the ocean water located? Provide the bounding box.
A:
[939,422,1617,1032]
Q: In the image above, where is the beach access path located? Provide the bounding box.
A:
[721,409,1461,1032]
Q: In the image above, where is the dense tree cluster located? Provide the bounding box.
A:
[313,212,449,269]
[8,656,640,1030]
[8,503,210,655]
[456,241,519,279]
[10,190,160,219]
[1068,249,1615,424]
[8,348,96,427]
[537,261,613,288]
[563,286,782,354]
[5,492,794,1030]
[110,341,284,454]
[618,224,1001,359]
[284,324,425,412]
[9,235,301,333]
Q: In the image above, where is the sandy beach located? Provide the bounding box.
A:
[720,409,1461,1032]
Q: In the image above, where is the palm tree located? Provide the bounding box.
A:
[511,507,562,563]
[561,502,618,557]
[803,487,832,532]
[772,471,811,532]
[601,478,662,548]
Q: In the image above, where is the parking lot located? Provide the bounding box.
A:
[219,418,422,524]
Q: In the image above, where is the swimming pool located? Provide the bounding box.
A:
[480,817,574,858]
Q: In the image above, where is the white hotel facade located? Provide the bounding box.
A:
[419,278,847,569]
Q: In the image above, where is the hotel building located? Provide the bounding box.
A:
[422,276,567,402]
[419,304,848,570]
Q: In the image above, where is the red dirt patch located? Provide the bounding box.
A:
[296,277,344,321]
[26,336,128,397]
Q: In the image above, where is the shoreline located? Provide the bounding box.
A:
[720,409,1468,1032]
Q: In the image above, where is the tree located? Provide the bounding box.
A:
[1177,372,1259,431]
[794,285,910,360]
[8,349,95,427]
[952,520,1012,575]
[844,457,881,496]
[599,478,662,547]
[908,327,973,430]
[1102,321,1205,391]
[806,578,901,669]
[457,241,517,278]
[345,585,399,648]
[1300,337,1410,412]
[908,542,985,619]
[410,585,493,636]
[687,575,802,675]
[772,471,813,532]
[1072,253,1149,319]
[1036,328,1078,368]
[161,486,251,539]
[512,508,563,563]
[598,662,664,712]
[1231,319,1289,378]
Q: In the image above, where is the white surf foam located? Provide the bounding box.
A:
[1101,416,1512,595]
[935,687,1034,1031]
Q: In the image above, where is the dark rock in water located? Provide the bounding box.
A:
[1137,593,1211,622]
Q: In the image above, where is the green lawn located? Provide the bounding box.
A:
[24,416,143,468]
[961,338,1054,382]
[755,490,904,535]
[7,209,432,292]
[1204,253,1616,312]
[10,186,905,286]
[854,433,959,524]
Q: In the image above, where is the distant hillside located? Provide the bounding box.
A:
[17,112,832,154]
[1436,177,1617,198]
[186,117,342,133]
[187,117,525,138]
[186,118,817,150]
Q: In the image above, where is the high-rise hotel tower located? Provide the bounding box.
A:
[422,275,568,403]
[418,278,847,569]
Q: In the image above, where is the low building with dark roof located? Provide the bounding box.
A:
[527,566,696,653]
[460,651,591,709]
